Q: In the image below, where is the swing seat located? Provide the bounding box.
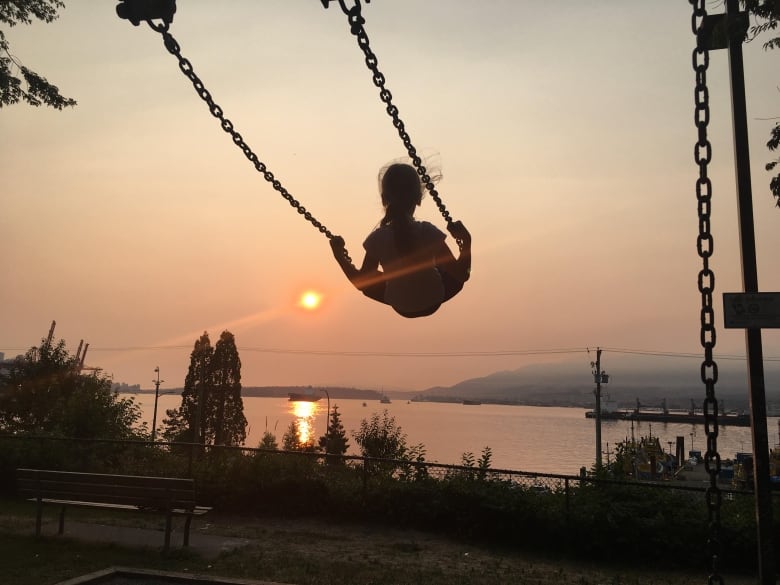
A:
[360,266,464,318]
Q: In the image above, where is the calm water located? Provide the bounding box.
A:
[134,394,776,476]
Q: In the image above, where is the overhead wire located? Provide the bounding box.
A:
[2,344,780,361]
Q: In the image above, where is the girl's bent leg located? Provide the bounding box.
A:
[361,281,389,305]
[439,268,465,302]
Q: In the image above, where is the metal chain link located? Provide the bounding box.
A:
[338,2,457,235]
[691,2,724,584]
[145,20,353,265]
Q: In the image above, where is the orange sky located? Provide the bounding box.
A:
[2,1,780,391]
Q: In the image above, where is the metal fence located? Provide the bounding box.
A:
[0,433,760,499]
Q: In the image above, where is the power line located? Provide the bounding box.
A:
[604,347,780,362]
[3,343,780,361]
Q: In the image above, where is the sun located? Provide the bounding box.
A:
[299,290,322,311]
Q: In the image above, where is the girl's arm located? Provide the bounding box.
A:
[330,236,387,300]
[437,221,472,283]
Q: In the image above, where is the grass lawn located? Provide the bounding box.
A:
[0,499,757,585]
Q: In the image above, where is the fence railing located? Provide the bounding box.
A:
[0,433,761,498]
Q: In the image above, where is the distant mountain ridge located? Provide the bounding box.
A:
[124,359,780,413]
[415,359,780,412]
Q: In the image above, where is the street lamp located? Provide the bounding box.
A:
[320,388,330,453]
[152,367,164,443]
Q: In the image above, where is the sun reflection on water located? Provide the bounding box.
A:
[290,400,319,445]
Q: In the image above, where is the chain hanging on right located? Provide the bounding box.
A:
[690,1,724,584]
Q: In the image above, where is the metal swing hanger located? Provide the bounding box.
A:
[321,0,461,245]
[116,0,353,263]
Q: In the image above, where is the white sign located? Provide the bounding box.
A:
[723,292,780,329]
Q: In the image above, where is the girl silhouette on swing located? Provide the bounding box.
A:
[330,162,472,318]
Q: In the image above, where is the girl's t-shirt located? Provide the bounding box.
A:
[363,220,446,313]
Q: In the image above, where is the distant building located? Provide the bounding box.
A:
[112,382,141,394]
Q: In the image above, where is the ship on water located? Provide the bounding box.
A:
[288,392,321,402]
[585,397,750,427]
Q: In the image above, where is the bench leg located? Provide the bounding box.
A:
[164,511,172,552]
[58,506,66,535]
[183,514,192,547]
[35,497,42,537]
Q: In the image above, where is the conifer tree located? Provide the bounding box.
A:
[259,431,278,450]
[282,420,301,451]
[163,330,247,446]
[211,331,246,446]
[318,404,349,456]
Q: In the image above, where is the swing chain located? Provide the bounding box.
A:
[141,19,353,266]
[691,1,723,583]
[335,1,458,238]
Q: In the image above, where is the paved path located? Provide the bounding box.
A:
[36,519,251,560]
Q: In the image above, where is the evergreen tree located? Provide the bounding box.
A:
[259,431,278,450]
[163,330,247,446]
[318,404,349,456]
[282,420,301,451]
[211,331,246,446]
[163,332,212,443]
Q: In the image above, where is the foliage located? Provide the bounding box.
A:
[352,410,427,479]
[767,121,780,205]
[318,404,349,455]
[742,0,780,205]
[352,409,413,460]
[459,446,493,480]
[0,0,77,108]
[210,331,247,446]
[163,331,247,446]
[0,434,770,573]
[163,332,211,443]
[744,0,779,50]
[395,443,428,481]
[258,431,278,450]
[0,337,142,439]
[281,420,301,451]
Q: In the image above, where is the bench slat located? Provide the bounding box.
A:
[19,489,194,509]
[18,480,196,506]
[17,469,193,489]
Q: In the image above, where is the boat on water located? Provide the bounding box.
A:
[586,410,750,427]
[733,420,780,488]
[585,398,750,427]
[288,392,321,402]
[380,396,391,404]
[612,434,677,480]
[729,429,780,489]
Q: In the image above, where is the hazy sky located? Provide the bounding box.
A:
[2,1,779,392]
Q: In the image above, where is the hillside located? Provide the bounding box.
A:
[413,358,780,412]
[124,358,780,413]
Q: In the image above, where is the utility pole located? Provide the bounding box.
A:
[590,348,607,469]
[151,367,164,443]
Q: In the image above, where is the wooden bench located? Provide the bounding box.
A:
[17,469,210,551]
